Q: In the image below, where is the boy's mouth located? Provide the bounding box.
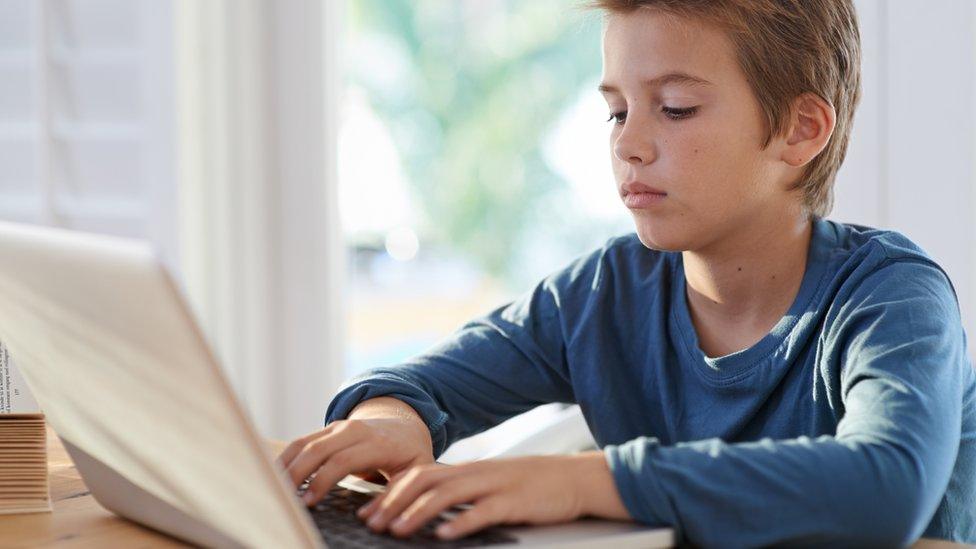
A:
[622,181,668,197]
[624,194,667,209]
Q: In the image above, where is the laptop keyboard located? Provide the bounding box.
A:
[298,481,519,548]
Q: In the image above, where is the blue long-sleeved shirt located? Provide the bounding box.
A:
[324,217,976,547]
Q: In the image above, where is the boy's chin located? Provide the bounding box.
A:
[632,219,690,252]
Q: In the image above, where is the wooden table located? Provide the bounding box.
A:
[0,426,971,548]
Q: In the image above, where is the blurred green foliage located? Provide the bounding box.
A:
[345,0,604,284]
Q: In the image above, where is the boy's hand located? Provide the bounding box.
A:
[276,398,435,504]
[356,451,632,540]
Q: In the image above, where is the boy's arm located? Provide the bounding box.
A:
[604,260,968,547]
[324,251,591,457]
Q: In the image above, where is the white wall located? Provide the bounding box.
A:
[835,0,976,358]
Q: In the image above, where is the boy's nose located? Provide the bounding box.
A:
[613,119,656,166]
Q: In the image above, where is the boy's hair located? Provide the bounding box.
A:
[587,0,862,219]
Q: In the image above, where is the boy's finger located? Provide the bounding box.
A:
[367,464,457,531]
[286,425,365,487]
[276,430,319,468]
[388,476,490,538]
[356,494,383,518]
[302,445,383,505]
[360,462,455,520]
[435,496,509,541]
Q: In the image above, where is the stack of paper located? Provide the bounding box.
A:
[0,342,49,514]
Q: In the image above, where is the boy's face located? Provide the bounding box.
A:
[600,9,797,252]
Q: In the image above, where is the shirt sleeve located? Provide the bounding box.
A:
[322,246,605,458]
[604,257,968,547]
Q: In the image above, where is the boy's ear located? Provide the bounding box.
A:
[781,92,836,168]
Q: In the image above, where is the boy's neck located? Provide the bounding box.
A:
[681,207,813,358]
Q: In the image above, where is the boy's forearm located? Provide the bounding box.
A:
[347,396,434,453]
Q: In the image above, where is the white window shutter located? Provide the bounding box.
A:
[0,0,176,255]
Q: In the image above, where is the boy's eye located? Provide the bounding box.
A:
[662,106,698,120]
[605,106,698,125]
[606,111,627,125]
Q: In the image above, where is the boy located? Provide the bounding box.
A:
[278,1,976,546]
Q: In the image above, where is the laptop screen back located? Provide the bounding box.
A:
[0,221,318,547]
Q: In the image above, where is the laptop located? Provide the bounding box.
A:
[0,221,674,548]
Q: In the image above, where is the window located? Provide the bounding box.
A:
[340,0,631,379]
[340,0,630,459]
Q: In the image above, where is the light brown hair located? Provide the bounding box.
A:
[587,0,862,219]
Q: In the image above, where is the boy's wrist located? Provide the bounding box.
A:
[570,450,632,521]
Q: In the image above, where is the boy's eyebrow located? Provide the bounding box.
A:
[598,72,714,93]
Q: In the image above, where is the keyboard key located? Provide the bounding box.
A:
[301,485,517,548]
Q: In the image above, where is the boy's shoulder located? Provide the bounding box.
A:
[539,231,670,298]
[823,218,954,286]
[598,231,676,270]
[603,231,651,251]
[822,218,932,263]
[820,218,962,314]
[553,231,662,275]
